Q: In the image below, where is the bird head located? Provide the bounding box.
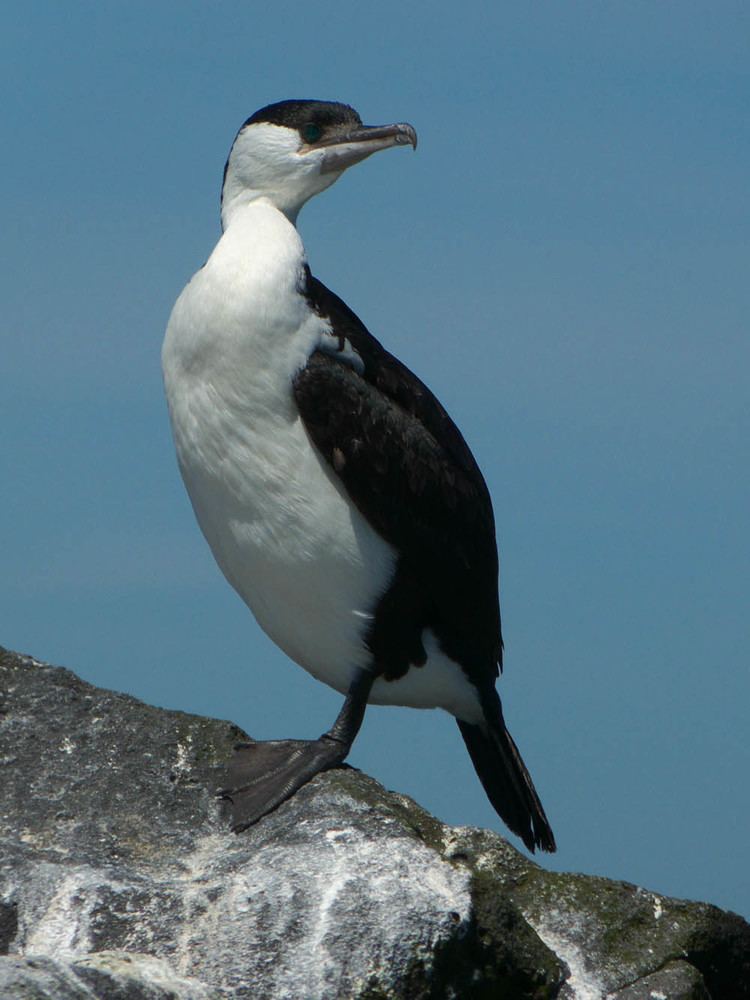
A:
[220,100,417,228]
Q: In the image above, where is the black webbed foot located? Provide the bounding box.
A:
[218,671,374,831]
[218,735,350,831]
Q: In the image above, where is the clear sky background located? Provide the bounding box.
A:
[3,3,748,919]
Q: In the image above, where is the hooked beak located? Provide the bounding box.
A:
[310,122,418,174]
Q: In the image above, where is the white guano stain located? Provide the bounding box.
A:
[527,912,606,1000]
[24,869,101,958]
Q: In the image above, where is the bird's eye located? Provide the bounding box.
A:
[302,123,323,144]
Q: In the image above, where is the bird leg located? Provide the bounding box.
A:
[218,670,374,831]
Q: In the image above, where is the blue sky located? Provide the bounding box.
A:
[3,3,749,918]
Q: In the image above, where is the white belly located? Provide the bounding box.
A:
[162,200,482,723]
[164,325,392,691]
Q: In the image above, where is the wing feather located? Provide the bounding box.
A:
[293,271,503,680]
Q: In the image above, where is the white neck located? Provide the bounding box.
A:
[215,198,307,294]
[221,184,304,231]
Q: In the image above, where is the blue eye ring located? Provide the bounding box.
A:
[302,122,323,144]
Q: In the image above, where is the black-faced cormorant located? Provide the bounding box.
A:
[162,100,555,853]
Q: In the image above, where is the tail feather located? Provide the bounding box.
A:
[458,712,556,854]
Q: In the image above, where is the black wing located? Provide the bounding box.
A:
[293,269,503,686]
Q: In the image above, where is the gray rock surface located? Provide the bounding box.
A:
[1,646,748,999]
[610,960,710,1000]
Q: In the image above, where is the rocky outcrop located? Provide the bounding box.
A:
[0,646,747,999]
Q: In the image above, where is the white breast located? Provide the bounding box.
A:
[162,199,483,724]
[162,200,396,694]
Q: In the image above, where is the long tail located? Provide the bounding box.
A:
[457,700,556,853]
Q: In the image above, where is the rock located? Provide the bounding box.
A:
[1,646,748,1000]
[0,953,212,1000]
[609,960,710,1000]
